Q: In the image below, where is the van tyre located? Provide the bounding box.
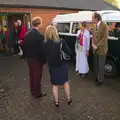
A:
[104,60,116,77]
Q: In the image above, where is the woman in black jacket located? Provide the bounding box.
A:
[12,20,20,54]
[44,25,72,107]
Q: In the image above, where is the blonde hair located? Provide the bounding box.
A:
[32,17,42,27]
[44,25,59,42]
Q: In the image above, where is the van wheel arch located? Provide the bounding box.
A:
[104,56,116,77]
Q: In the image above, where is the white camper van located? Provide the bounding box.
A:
[52,10,120,77]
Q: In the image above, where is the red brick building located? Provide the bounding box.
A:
[0,0,103,33]
[0,8,78,33]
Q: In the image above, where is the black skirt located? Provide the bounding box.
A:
[49,63,68,85]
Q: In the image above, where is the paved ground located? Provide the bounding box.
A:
[0,56,120,120]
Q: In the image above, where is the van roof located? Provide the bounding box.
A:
[102,13,120,22]
[78,10,119,14]
[52,11,93,23]
[52,10,120,23]
[97,10,120,15]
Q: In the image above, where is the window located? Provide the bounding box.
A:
[87,22,95,35]
[72,22,94,35]
[56,23,70,33]
[72,22,79,34]
[107,22,116,37]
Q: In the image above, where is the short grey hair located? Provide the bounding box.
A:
[17,20,22,25]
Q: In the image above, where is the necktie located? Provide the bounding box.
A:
[96,24,98,30]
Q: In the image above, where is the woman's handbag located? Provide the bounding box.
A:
[60,41,70,60]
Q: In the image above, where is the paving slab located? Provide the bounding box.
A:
[0,56,120,120]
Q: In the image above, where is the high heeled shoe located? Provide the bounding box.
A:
[55,101,59,107]
[68,98,72,105]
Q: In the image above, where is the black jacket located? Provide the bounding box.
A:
[44,39,71,68]
[13,27,20,37]
[23,28,46,63]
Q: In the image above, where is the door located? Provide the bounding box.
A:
[8,14,24,29]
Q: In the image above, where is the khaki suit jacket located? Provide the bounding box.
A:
[92,21,108,55]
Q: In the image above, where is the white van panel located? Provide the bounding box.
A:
[52,12,93,23]
[53,10,120,41]
[102,13,120,22]
[52,10,120,23]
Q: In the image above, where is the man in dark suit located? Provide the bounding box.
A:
[114,23,120,38]
[23,17,46,98]
[92,12,108,86]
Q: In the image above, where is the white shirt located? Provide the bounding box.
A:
[76,29,90,52]
[97,21,101,29]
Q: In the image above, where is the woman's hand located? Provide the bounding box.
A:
[86,51,89,56]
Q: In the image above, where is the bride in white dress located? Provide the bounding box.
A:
[75,22,90,77]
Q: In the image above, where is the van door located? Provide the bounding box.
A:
[104,22,120,77]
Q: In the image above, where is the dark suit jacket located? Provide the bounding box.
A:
[93,21,108,55]
[23,28,46,63]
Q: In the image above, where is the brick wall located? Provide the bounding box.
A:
[0,7,78,33]
[31,9,78,33]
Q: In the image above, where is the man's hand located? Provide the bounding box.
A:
[92,44,95,48]
[92,44,97,50]
[93,45,98,50]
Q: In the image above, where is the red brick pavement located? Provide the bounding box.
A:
[0,56,120,120]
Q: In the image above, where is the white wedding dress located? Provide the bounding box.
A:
[75,30,90,74]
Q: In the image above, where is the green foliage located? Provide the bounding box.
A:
[105,0,119,8]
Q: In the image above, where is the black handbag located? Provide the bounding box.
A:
[60,41,70,61]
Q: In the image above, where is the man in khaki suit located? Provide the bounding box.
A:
[92,12,108,86]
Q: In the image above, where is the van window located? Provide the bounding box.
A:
[57,23,70,33]
[72,22,79,34]
[107,22,116,37]
[72,22,94,34]
[87,23,95,35]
